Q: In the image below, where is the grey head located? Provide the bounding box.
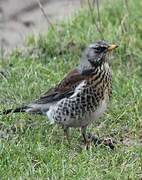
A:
[80,40,118,68]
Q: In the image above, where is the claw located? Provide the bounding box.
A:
[87,133,116,150]
[103,138,116,150]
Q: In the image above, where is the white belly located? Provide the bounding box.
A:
[46,94,109,127]
[91,98,108,120]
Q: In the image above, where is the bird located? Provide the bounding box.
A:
[1,40,118,145]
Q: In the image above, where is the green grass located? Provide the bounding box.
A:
[0,0,142,179]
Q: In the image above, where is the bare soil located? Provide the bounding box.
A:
[0,0,81,51]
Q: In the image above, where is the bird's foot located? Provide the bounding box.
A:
[83,133,100,150]
[87,133,116,150]
[102,138,116,149]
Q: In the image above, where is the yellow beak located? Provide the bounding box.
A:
[107,44,118,51]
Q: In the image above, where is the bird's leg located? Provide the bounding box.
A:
[63,126,70,144]
[81,126,87,144]
[81,126,91,150]
[81,126,94,150]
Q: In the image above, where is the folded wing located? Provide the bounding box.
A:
[34,68,87,104]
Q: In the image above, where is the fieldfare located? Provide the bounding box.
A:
[1,40,118,145]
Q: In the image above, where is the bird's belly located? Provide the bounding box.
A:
[46,98,108,128]
[91,98,108,120]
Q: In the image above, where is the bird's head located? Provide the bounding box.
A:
[85,40,118,67]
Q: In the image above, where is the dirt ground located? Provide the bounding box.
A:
[0,0,81,51]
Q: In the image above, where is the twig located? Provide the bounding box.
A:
[123,0,129,32]
[96,0,101,23]
[36,0,55,30]
[115,13,128,41]
[95,0,104,39]
[87,0,103,39]
[116,0,130,41]
[87,0,94,21]
[0,39,6,63]
[124,0,129,14]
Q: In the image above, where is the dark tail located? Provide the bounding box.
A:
[0,106,27,115]
[0,102,49,115]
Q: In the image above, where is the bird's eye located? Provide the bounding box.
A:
[95,47,100,50]
[95,46,106,52]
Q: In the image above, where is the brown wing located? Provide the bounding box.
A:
[35,68,87,104]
